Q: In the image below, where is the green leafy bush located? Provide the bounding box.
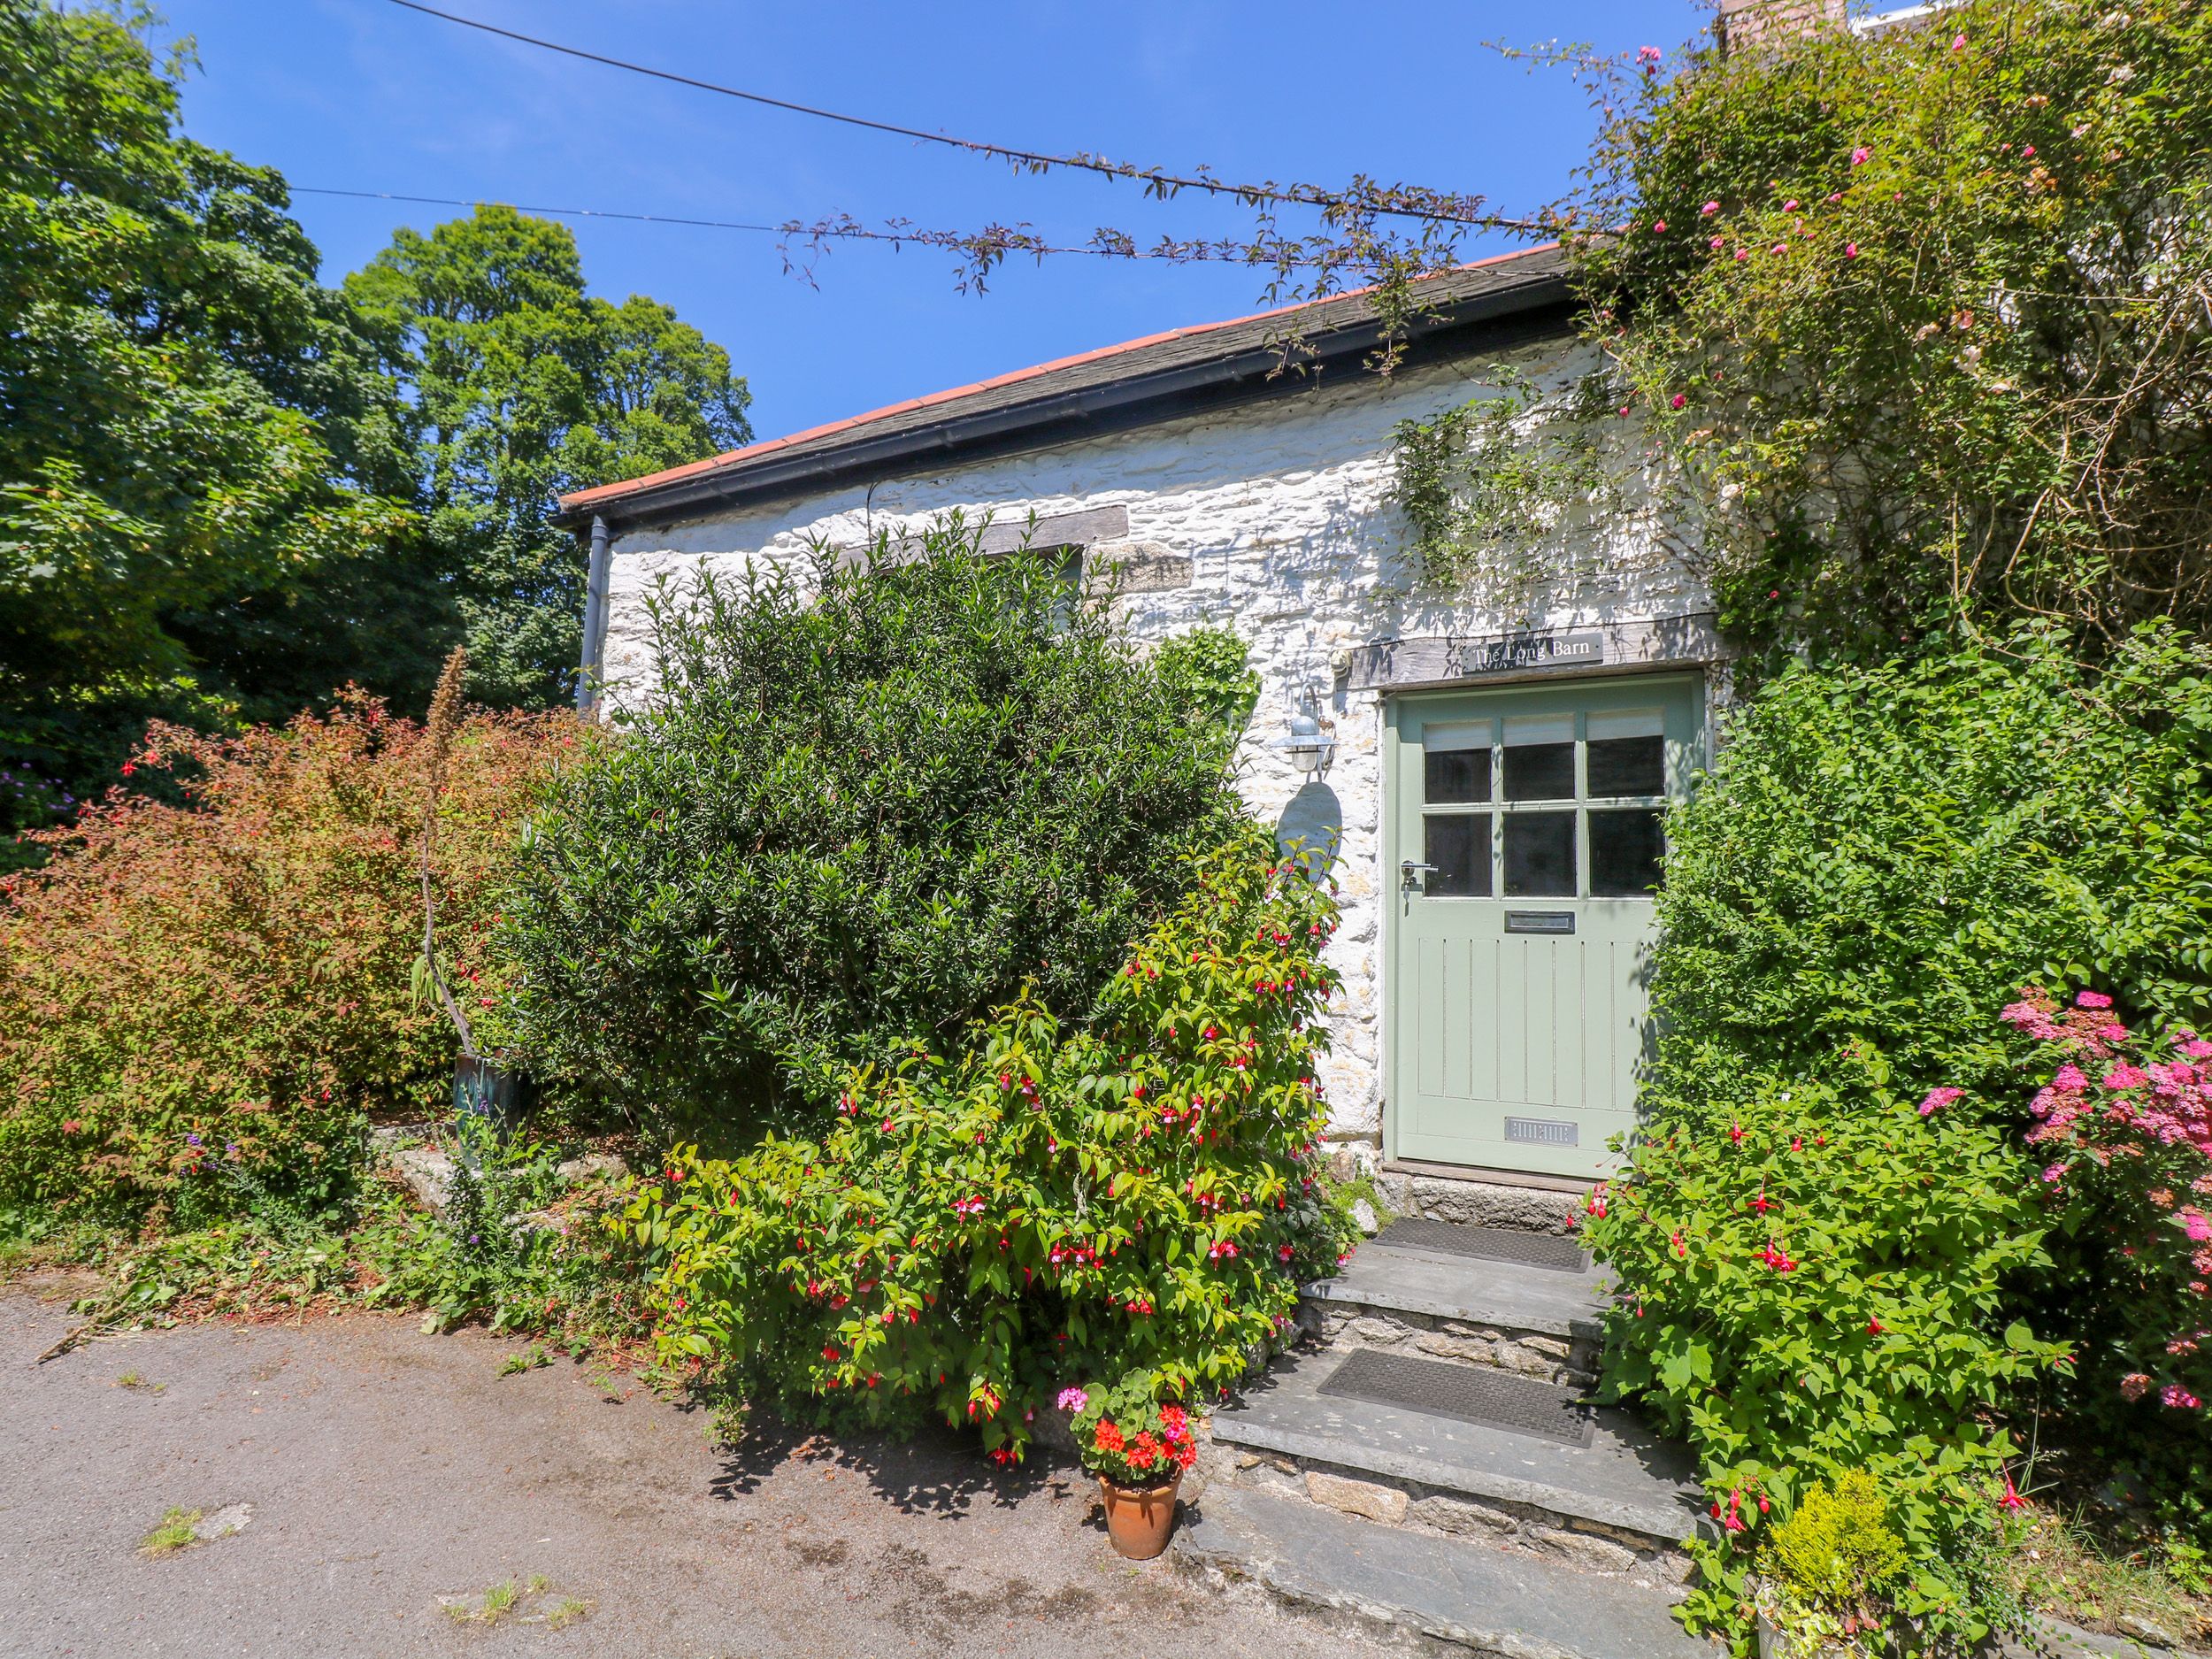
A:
[635,830,1348,1461]
[501,526,1248,1138]
[0,697,576,1233]
[2007,987,2212,1537]
[1579,1060,2069,1647]
[1649,626,2212,1110]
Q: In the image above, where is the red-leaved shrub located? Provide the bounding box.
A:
[0,695,578,1227]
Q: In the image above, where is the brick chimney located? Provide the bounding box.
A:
[1716,0,1848,52]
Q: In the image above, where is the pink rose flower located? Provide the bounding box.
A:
[1851,146,1872,166]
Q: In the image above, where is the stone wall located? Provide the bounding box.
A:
[599,336,1712,1147]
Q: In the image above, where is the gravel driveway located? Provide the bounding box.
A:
[0,1280,1380,1659]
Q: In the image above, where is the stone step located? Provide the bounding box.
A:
[1173,1483,1718,1659]
[1207,1345,1705,1560]
[1300,1224,1608,1386]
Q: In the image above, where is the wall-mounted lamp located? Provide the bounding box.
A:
[1271,710,1337,779]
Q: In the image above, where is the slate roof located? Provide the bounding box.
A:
[558,243,1572,527]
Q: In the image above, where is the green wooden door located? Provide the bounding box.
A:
[1385,674,1702,1179]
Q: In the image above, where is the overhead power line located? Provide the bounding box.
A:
[292,186,1327,268]
[380,0,1540,234]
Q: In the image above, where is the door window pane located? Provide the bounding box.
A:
[1502,811,1576,896]
[1425,749,1491,803]
[1503,745,1575,800]
[1586,736,1665,798]
[1425,814,1492,897]
[1589,808,1666,895]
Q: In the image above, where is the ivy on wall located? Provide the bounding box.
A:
[1388,364,1627,607]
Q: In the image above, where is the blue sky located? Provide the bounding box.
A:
[161,1,1705,447]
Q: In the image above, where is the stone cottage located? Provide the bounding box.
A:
[559,245,1723,1222]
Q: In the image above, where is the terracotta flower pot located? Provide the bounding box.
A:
[1098,1468,1185,1560]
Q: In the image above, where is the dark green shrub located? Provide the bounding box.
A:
[634,830,1351,1461]
[1649,625,2212,1107]
[501,524,1248,1138]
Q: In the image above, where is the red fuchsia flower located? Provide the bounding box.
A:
[2000,1472,2026,1510]
[1867,1318,1884,1335]
[1729,1122,1745,1146]
[1919,1087,1964,1118]
[1278,1244,1294,1263]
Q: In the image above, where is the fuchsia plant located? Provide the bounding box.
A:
[2000,987,2212,1427]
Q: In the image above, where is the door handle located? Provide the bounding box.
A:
[1401,860,1439,889]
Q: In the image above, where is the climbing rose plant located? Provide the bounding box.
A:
[2006,986,2212,1530]
[634,831,1350,1463]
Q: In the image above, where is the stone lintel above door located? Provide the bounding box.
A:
[1345,611,1724,694]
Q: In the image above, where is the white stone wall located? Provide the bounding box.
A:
[600,336,1708,1148]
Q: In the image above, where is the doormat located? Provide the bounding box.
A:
[1318,1349,1596,1449]
[1378,1218,1591,1273]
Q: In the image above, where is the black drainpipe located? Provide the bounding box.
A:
[575,513,611,713]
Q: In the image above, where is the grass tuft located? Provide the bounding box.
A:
[139,1508,201,1555]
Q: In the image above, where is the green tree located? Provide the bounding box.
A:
[344,206,754,708]
[0,0,419,851]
